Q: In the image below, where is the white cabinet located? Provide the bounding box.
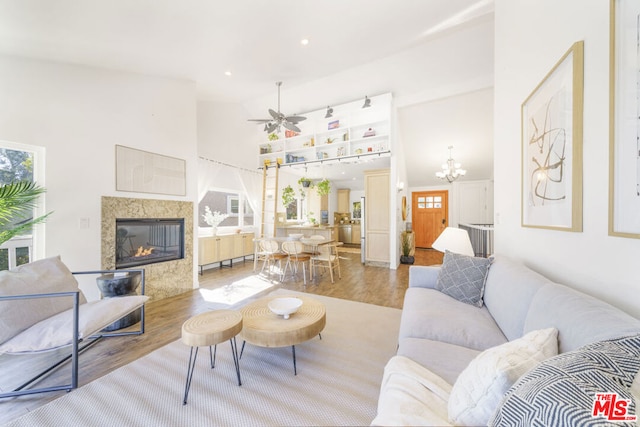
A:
[257,93,392,168]
[364,169,390,266]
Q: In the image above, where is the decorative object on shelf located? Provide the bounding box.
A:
[400,231,414,264]
[326,137,335,144]
[268,133,279,141]
[435,146,466,183]
[202,206,229,236]
[316,179,331,196]
[328,120,339,130]
[337,147,346,157]
[325,106,333,118]
[282,185,296,208]
[248,81,307,133]
[342,132,349,141]
[284,129,299,138]
[363,128,376,137]
[362,96,371,108]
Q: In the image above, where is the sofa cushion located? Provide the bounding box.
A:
[0,256,87,345]
[482,255,550,341]
[435,251,492,307]
[448,328,558,426]
[372,356,453,426]
[524,283,640,353]
[489,334,640,427]
[399,287,507,351]
[397,337,481,385]
[0,295,149,354]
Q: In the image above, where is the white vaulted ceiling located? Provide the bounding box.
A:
[0,0,495,186]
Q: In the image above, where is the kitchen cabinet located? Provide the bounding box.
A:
[364,169,390,266]
[351,224,361,244]
[198,232,255,273]
[337,189,350,213]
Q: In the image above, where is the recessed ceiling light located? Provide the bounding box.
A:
[300,38,310,46]
[224,71,232,76]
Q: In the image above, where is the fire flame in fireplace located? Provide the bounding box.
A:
[134,246,155,257]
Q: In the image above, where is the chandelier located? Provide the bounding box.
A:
[435,146,466,183]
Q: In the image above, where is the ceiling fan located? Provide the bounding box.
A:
[248,81,306,134]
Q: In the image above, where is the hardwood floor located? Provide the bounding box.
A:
[0,248,442,425]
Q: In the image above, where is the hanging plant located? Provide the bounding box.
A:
[316,179,331,196]
[282,185,296,207]
[298,177,313,188]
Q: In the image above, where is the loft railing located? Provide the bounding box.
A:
[458,223,494,258]
[0,236,33,271]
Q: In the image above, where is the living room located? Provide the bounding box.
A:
[1,0,640,425]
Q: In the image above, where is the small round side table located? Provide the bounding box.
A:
[181,309,242,405]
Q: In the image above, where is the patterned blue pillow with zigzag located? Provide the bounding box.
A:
[489,334,640,427]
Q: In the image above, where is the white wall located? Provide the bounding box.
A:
[494,0,640,318]
[0,55,199,297]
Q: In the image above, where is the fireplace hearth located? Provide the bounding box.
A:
[115,218,184,268]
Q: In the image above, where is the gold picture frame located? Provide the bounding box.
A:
[609,0,640,238]
[521,41,584,231]
[401,196,407,221]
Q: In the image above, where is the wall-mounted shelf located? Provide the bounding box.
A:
[257,93,392,168]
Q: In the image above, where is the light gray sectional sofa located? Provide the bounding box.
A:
[373,254,640,426]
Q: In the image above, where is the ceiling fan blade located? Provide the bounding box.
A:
[248,119,271,123]
[268,109,280,120]
[285,115,307,124]
[283,121,301,133]
[266,122,279,133]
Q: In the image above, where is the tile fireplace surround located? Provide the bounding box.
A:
[101,196,194,301]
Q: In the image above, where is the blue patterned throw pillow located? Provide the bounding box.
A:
[435,250,492,307]
[489,334,640,427]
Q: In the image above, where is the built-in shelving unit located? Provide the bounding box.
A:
[257,93,392,168]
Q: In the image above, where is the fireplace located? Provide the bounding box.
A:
[115,218,185,268]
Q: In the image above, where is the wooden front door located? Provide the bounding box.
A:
[412,190,448,248]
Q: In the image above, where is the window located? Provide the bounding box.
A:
[417,196,442,209]
[199,190,254,228]
[0,142,44,270]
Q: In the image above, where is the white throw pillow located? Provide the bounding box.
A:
[448,327,558,426]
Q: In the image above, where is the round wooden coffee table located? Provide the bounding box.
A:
[239,295,326,375]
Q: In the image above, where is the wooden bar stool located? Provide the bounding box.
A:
[181,310,243,404]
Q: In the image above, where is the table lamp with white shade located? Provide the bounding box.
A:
[432,227,475,257]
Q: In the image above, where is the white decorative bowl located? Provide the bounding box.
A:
[289,233,304,240]
[268,297,303,319]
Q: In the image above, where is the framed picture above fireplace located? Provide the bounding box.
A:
[115,145,186,196]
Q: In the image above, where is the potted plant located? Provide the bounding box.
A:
[202,206,229,236]
[0,180,52,245]
[400,231,414,264]
[282,185,296,208]
[298,177,313,188]
[316,179,331,196]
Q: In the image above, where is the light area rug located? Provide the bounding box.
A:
[4,289,401,427]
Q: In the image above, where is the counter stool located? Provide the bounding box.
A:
[181,309,243,405]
